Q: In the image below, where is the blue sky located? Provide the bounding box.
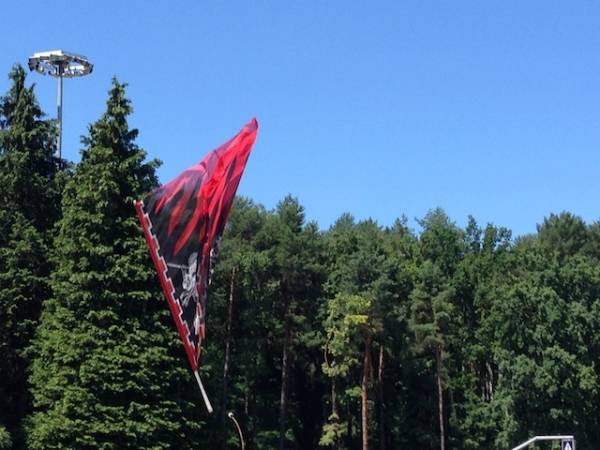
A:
[2,1,599,236]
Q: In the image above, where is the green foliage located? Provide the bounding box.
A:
[26,79,203,449]
[0,65,599,450]
[0,426,11,450]
[410,261,455,354]
[0,65,61,229]
[320,413,346,447]
[323,293,373,380]
[537,212,588,259]
[0,65,60,449]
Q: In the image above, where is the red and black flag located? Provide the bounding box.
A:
[135,119,258,409]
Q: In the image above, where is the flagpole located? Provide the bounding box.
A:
[194,370,214,413]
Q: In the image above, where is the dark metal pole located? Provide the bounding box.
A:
[56,64,63,160]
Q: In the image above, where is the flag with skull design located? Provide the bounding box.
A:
[134,119,258,410]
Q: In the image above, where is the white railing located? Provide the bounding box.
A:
[511,435,575,450]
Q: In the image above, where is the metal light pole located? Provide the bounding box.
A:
[227,411,246,450]
[28,50,93,160]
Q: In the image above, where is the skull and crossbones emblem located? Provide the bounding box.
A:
[168,252,200,308]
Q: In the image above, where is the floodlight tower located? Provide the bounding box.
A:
[28,50,93,160]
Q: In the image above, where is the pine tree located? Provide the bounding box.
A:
[200,197,270,447]
[0,65,60,448]
[27,79,203,449]
[270,196,325,450]
[0,65,62,229]
[322,218,398,450]
[409,261,455,450]
[409,209,463,450]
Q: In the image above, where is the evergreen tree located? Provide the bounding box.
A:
[322,292,378,450]
[0,65,60,448]
[205,195,326,450]
[409,261,455,450]
[485,230,600,449]
[322,217,399,450]
[201,197,272,448]
[379,218,418,450]
[409,209,463,450]
[27,79,203,449]
[449,219,514,450]
[270,196,325,450]
[537,212,588,259]
[0,65,61,229]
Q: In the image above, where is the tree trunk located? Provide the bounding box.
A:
[278,315,292,450]
[324,348,337,418]
[436,344,445,450]
[347,403,353,448]
[361,334,372,450]
[331,377,340,449]
[222,266,236,413]
[377,344,386,450]
[331,378,337,417]
[485,361,494,401]
[245,384,254,450]
[244,383,249,416]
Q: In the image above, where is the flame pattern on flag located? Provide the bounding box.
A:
[135,119,258,370]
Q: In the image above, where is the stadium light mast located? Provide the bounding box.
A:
[28,50,93,160]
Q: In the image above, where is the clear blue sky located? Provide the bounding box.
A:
[2,1,599,236]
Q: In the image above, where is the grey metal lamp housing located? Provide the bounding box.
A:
[27,50,93,160]
[28,50,93,77]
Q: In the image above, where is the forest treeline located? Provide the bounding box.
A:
[1,65,599,450]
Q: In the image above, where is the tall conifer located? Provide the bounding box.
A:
[27,79,203,449]
[0,65,59,448]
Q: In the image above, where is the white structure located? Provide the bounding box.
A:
[511,435,575,450]
[28,50,93,159]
